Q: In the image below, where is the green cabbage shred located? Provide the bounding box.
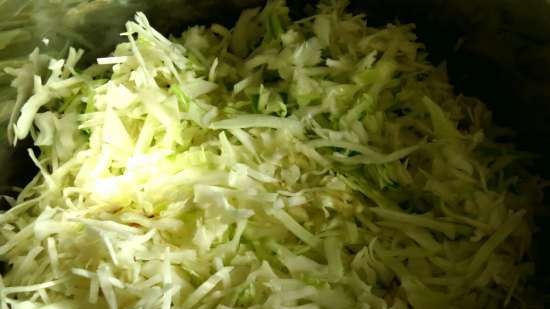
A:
[0,1,542,309]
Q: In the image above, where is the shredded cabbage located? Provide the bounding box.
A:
[0,1,541,309]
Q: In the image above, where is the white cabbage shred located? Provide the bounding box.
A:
[0,1,541,309]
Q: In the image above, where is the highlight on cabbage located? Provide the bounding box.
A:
[0,1,542,308]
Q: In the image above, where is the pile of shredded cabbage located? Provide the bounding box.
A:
[0,1,542,308]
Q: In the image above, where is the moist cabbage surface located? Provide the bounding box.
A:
[0,1,541,309]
